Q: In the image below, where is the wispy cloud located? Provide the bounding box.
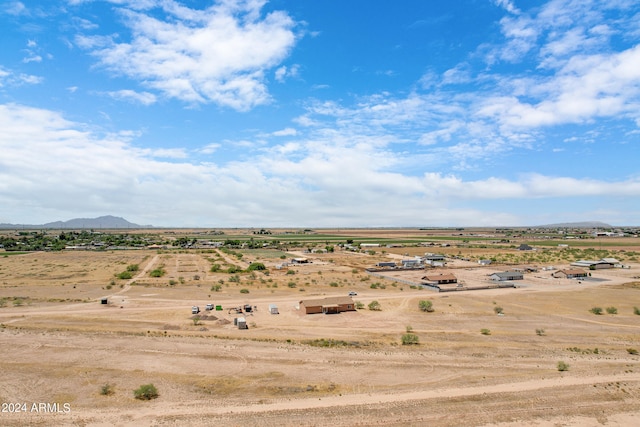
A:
[0,66,42,86]
[2,1,28,16]
[105,89,157,105]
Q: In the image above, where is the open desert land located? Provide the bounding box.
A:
[0,228,639,426]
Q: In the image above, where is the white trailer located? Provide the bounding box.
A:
[269,304,279,314]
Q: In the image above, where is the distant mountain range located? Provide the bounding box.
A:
[0,215,152,229]
[534,221,613,228]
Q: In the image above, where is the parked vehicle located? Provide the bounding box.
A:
[205,304,214,311]
[348,291,357,296]
[191,306,200,314]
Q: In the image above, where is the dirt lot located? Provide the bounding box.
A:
[1,232,639,426]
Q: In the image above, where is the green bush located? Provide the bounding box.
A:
[480,328,491,335]
[149,268,165,278]
[494,306,504,315]
[368,300,381,311]
[210,264,221,272]
[536,328,546,336]
[239,288,249,294]
[401,333,419,345]
[606,306,617,314]
[133,383,158,400]
[126,264,139,272]
[419,300,434,312]
[627,348,638,355]
[117,271,132,280]
[247,262,266,271]
[589,307,603,315]
[557,361,569,372]
[634,306,640,315]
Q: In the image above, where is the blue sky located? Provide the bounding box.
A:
[1,0,639,227]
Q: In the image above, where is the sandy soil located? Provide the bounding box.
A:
[0,238,639,426]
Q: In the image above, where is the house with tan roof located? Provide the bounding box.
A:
[298,296,356,315]
[552,269,588,279]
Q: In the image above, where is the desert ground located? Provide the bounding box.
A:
[0,228,639,426]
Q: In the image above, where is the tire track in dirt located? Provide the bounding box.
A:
[77,371,640,422]
[112,254,160,296]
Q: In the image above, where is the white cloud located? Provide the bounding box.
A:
[478,44,640,128]
[493,0,521,15]
[199,143,221,155]
[22,55,42,63]
[76,0,298,110]
[3,102,638,226]
[105,89,157,105]
[272,127,297,137]
[0,67,43,86]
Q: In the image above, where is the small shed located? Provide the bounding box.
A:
[269,304,279,314]
[237,317,247,329]
[377,262,397,268]
[100,298,108,305]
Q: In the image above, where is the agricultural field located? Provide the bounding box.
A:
[0,228,639,426]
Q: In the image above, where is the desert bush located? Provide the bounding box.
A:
[149,268,165,278]
[100,383,114,396]
[210,284,222,292]
[627,348,638,355]
[239,288,249,294]
[126,264,139,272]
[227,265,242,274]
[480,328,491,335]
[494,306,504,315]
[286,270,295,275]
[557,361,570,371]
[287,281,297,288]
[634,306,640,315]
[228,275,240,283]
[535,328,546,336]
[419,300,434,312]
[117,271,132,280]
[368,300,381,311]
[606,306,617,314]
[329,282,339,287]
[401,333,419,345]
[589,307,603,315]
[247,262,266,271]
[133,383,158,400]
[355,301,365,310]
[210,264,221,272]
